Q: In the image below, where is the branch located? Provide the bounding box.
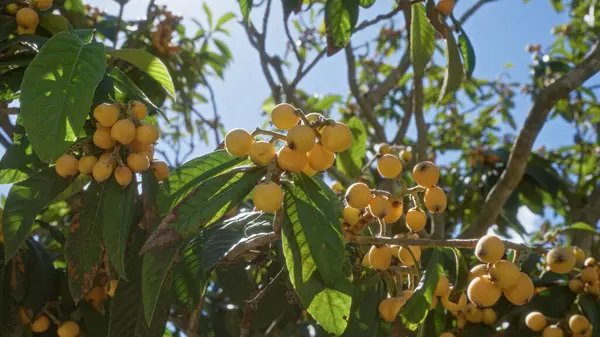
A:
[113,1,126,48]
[365,52,411,109]
[458,0,489,25]
[242,22,280,102]
[355,6,402,32]
[391,93,413,144]
[344,43,387,142]
[461,42,600,238]
[291,49,326,87]
[353,236,547,254]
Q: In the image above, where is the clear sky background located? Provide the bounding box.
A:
[2,0,585,239]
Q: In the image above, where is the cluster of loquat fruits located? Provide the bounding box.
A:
[54,101,169,186]
[150,5,182,57]
[18,279,119,336]
[224,103,354,212]
[3,0,53,35]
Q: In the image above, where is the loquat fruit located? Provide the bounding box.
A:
[402,290,414,299]
[307,143,335,171]
[377,154,403,178]
[99,152,117,170]
[489,260,520,289]
[584,257,596,267]
[252,182,284,213]
[569,279,584,293]
[475,235,505,264]
[465,303,483,323]
[569,315,590,334]
[436,0,455,15]
[398,246,421,266]
[412,161,440,187]
[584,282,600,295]
[271,103,299,130]
[78,155,98,175]
[151,161,169,181]
[456,314,466,329]
[369,245,392,270]
[287,124,316,153]
[440,332,455,337]
[277,146,308,173]
[582,266,598,283]
[378,297,406,322]
[19,307,31,325]
[361,253,371,268]
[57,321,80,337]
[435,274,451,297]
[400,149,413,162]
[343,206,361,226]
[16,25,36,35]
[32,0,53,10]
[30,314,50,333]
[383,200,403,223]
[377,143,392,155]
[467,276,501,307]
[526,312,547,331]
[55,154,79,178]
[345,182,371,209]
[127,153,150,173]
[321,122,352,153]
[405,207,426,232]
[440,293,466,313]
[468,264,488,282]
[135,122,159,145]
[106,279,118,297]
[542,325,564,337]
[424,186,447,213]
[503,272,534,305]
[573,247,585,265]
[114,166,133,187]
[93,126,115,149]
[305,112,324,124]
[225,128,254,157]
[5,3,18,15]
[302,163,317,176]
[369,195,391,219]
[93,103,119,127]
[16,7,38,29]
[111,119,136,145]
[482,308,497,325]
[546,246,576,274]
[130,101,147,120]
[249,141,276,167]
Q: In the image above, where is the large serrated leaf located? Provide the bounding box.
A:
[0,125,46,185]
[158,150,247,215]
[458,31,476,79]
[281,186,352,335]
[335,116,367,179]
[23,239,57,318]
[166,168,266,238]
[109,68,166,121]
[102,178,137,279]
[438,32,464,103]
[2,167,72,261]
[20,31,106,162]
[399,248,442,331]
[286,174,346,285]
[410,4,436,78]
[325,0,360,55]
[107,49,176,99]
[579,294,600,337]
[65,181,106,303]
[142,243,180,326]
[342,275,390,337]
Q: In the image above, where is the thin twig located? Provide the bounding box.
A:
[113,1,126,48]
[291,49,326,87]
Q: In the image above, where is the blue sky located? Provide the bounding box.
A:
[1,0,582,237]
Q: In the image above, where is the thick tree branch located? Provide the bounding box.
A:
[461,42,600,238]
[345,43,387,142]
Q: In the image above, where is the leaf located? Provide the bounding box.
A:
[449,248,469,295]
[579,294,600,337]
[20,31,106,163]
[107,49,176,99]
[81,301,109,337]
[1,262,24,337]
[142,243,179,325]
[109,68,167,121]
[102,178,137,279]
[457,30,476,79]
[281,184,352,335]
[238,0,252,22]
[525,285,575,318]
[336,116,367,179]
[325,0,360,56]
[203,3,213,27]
[0,126,46,185]
[551,0,564,12]
[565,222,598,234]
[64,0,86,14]
[23,240,57,318]
[165,168,266,238]
[342,276,390,337]
[438,32,463,103]
[158,150,246,215]
[2,167,72,261]
[282,0,303,18]
[359,0,376,8]
[0,18,17,42]
[38,14,71,34]
[216,12,236,28]
[65,181,106,303]
[410,4,436,78]
[399,248,442,331]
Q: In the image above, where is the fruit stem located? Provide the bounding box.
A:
[371,189,394,199]
[252,128,287,142]
[361,154,379,173]
[42,308,61,325]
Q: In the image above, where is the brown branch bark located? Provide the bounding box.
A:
[391,94,413,145]
[460,43,600,238]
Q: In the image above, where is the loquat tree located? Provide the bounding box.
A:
[0,0,599,336]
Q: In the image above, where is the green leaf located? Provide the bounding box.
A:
[281,187,352,335]
[566,222,598,234]
[107,49,176,99]
[238,0,252,22]
[158,150,246,215]
[142,243,179,325]
[359,0,376,8]
[81,301,109,337]
[38,14,71,34]
[65,181,106,303]
[165,168,266,238]
[216,12,236,28]
[399,248,442,331]
[2,167,72,261]
[525,285,575,318]
[1,262,24,337]
[64,0,86,14]
[457,30,476,79]
[335,116,367,179]
[325,0,360,55]
[343,276,390,337]
[109,68,167,121]
[20,32,106,163]
[0,126,46,185]
[102,178,137,279]
[23,239,57,317]
[579,294,600,337]
[0,18,17,43]
[282,0,302,18]
[410,4,436,78]
[438,32,463,103]
[450,248,468,295]
[203,3,213,27]
[551,0,564,12]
